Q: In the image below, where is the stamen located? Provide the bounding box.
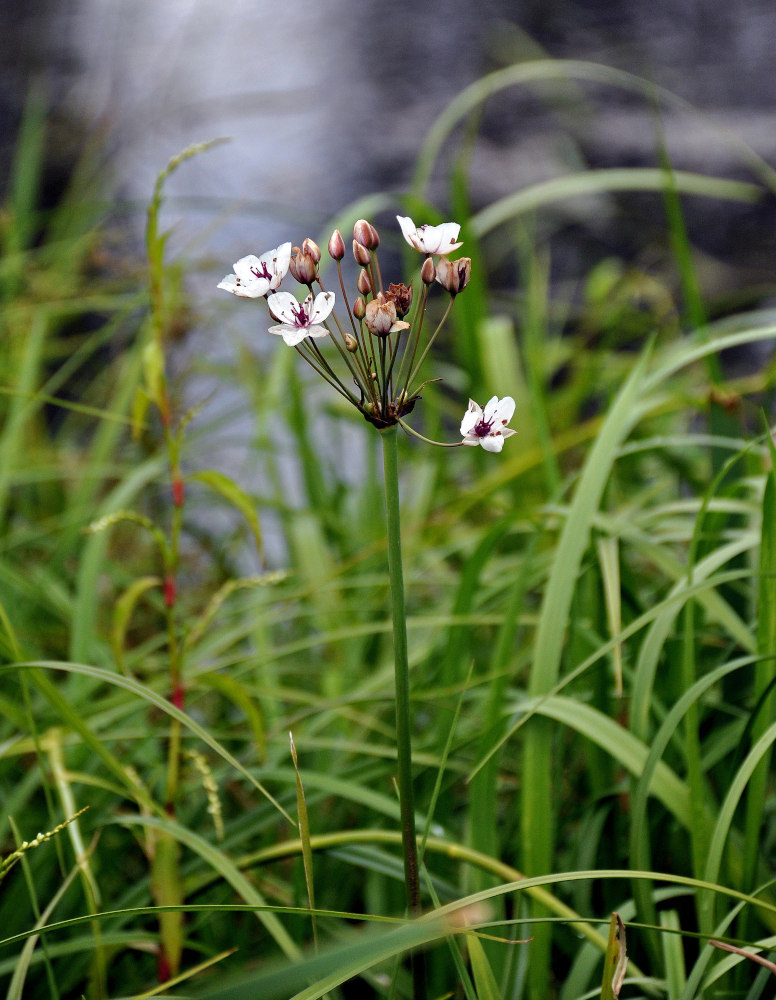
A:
[474,417,494,438]
[292,303,310,327]
[250,261,273,281]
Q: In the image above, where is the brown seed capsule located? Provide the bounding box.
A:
[421,256,436,285]
[386,281,413,318]
[435,256,472,295]
[357,268,372,295]
[328,229,346,260]
[352,240,371,266]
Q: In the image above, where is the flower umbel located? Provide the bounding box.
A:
[218,243,291,298]
[267,290,335,346]
[217,217,515,448]
[460,396,517,452]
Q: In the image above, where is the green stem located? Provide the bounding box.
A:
[380,425,424,998]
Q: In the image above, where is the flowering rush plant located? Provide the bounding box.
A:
[218,216,516,451]
[218,216,515,990]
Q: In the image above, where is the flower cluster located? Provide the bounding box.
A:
[218,216,515,450]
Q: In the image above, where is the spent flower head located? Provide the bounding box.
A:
[365,293,410,337]
[289,240,321,285]
[436,256,472,296]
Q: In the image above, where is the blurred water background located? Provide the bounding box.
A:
[3,0,776,559]
[5,0,776,258]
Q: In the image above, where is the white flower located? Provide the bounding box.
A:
[218,242,292,298]
[396,215,463,255]
[460,396,516,453]
[267,290,335,346]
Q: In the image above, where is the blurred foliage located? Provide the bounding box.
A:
[2,62,776,1000]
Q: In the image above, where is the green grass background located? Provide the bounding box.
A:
[2,60,776,1000]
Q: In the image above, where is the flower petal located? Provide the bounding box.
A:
[485,395,516,427]
[479,434,505,453]
[459,398,482,436]
[397,215,419,250]
[265,242,292,286]
[218,270,266,298]
[267,291,300,324]
[309,290,335,324]
[268,323,308,346]
[424,222,462,255]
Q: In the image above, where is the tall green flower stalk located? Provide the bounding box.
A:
[380,423,420,919]
[218,214,516,998]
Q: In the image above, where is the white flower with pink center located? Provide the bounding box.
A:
[460,396,516,453]
[396,215,463,255]
[218,243,292,298]
[267,290,335,346]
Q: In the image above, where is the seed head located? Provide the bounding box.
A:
[386,281,413,318]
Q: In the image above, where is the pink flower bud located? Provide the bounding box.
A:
[328,229,346,260]
[353,240,371,266]
[357,268,372,295]
[353,219,375,249]
[421,257,436,285]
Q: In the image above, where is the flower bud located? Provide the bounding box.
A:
[353,296,366,319]
[328,229,346,260]
[435,256,472,295]
[289,243,318,284]
[344,333,359,352]
[357,268,372,295]
[353,240,371,266]
[386,281,413,318]
[421,256,436,285]
[353,219,376,249]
